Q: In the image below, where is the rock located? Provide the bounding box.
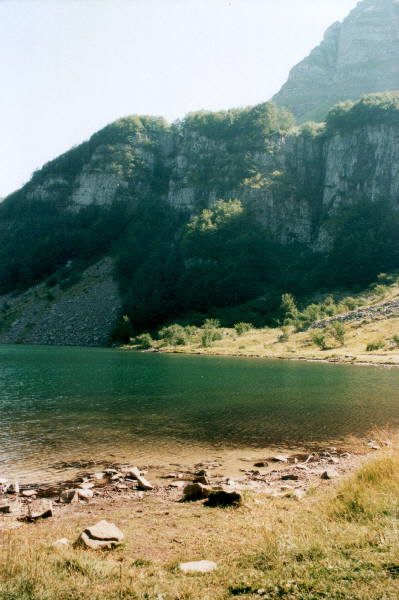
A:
[321,469,338,480]
[273,0,399,123]
[328,457,340,464]
[77,489,94,500]
[52,538,70,549]
[179,560,217,574]
[7,481,19,494]
[254,461,268,468]
[204,490,242,507]
[115,483,128,490]
[194,469,208,477]
[28,499,53,520]
[21,490,37,497]
[60,489,79,504]
[78,520,124,550]
[0,499,21,514]
[182,483,211,502]
[78,482,94,490]
[272,456,289,463]
[193,475,210,485]
[281,474,299,481]
[169,481,185,489]
[92,472,106,480]
[126,467,154,491]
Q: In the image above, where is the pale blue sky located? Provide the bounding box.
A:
[0,0,358,198]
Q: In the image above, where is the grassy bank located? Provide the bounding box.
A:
[1,451,399,599]
[152,315,399,367]
[127,278,399,366]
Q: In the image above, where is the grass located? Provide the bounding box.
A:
[127,278,399,366]
[2,452,399,599]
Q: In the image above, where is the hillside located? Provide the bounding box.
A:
[129,274,399,367]
[1,94,399,344]
[273,0,399,122]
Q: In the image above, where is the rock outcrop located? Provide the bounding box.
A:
[273,0,399,122]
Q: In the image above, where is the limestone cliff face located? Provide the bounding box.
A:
[12,112,399,250]
[273,0,399,122]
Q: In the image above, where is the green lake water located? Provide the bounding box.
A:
[1,345,399,481]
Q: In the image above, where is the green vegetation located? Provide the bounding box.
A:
[132,333,154,349]
[326,92,399,133]
[366,340,386,352]
[2,96,399,341]
[310,331,328,350]
[234,322,253,336]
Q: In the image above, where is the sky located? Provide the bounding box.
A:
[0,0,359,198]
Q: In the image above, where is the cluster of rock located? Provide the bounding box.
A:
[310,296,399,330]
[235,449,357,498]
[0,258,121,347]
[0,465,154,520]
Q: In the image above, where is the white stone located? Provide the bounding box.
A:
[179,560,217,574]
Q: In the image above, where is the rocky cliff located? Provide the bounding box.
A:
[273,0,399,123]
[2,94,399,342]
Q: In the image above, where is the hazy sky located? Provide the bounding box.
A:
[0,0,359,198]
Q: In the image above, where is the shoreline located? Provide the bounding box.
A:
[0,440,382,529]
[123,344,399,369]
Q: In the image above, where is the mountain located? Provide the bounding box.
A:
[273,0,399,122]
[1,94,399,345]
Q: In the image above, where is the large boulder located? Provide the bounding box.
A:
[77,520,124,550]
[28,499,53,520]
[182,483,211,502]
[204,490,242,507]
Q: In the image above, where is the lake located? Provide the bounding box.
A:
[1,345,399,482]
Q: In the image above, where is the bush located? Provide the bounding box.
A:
[391,334,399,347]
[328,322,346,346]
[133,333,153,349]
[234,322,253,336]
[311,331,327,350]
[202,318,221,329]
[200,328,223,348]
[158,324,189,346]
[366,340,386,352]
[278,326,290,342]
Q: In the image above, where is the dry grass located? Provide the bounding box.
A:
[2,452,399,599]
[151,315,399,367]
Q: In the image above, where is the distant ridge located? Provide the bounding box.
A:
[273,0,399,122]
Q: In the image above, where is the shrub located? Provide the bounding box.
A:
[329,322,346,346]
[311,331,327,350]
[202,318,220,329]
[234,322,253,336]
[391,334,399,347]
[133,333,153,349]
[366,340,386,352]
[278,326,290,342]
[200,328,223,347]
[340,296,357,311]
[158,324,189,346]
